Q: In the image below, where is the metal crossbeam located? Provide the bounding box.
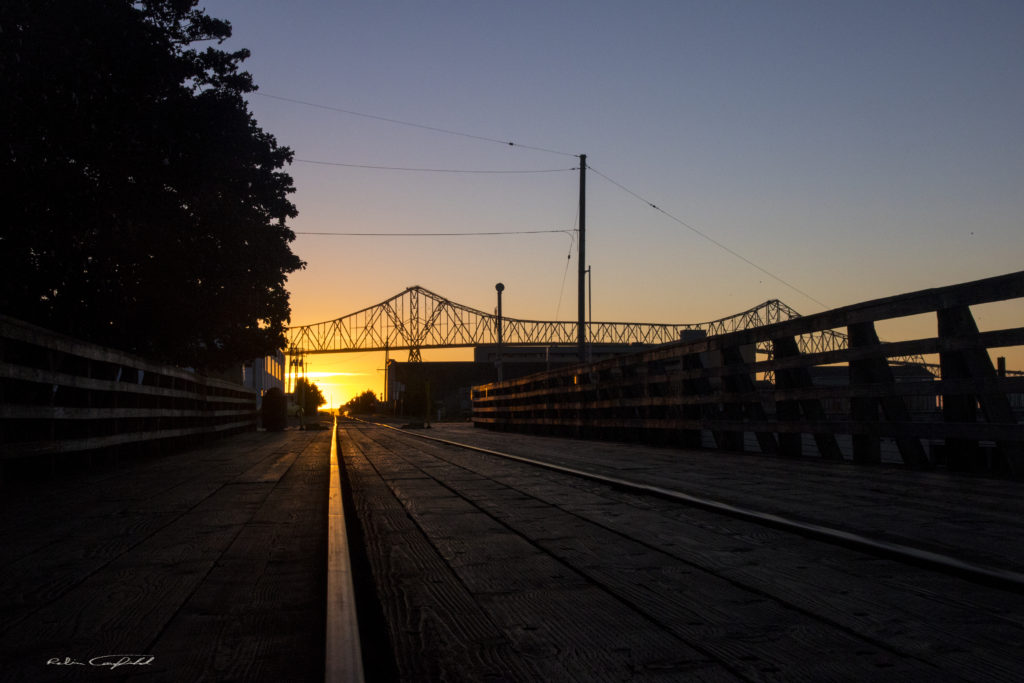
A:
[286,285,928,369]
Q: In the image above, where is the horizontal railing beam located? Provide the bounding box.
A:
[471,270,1024,475]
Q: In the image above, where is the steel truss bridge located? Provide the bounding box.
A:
[286,285,928,370]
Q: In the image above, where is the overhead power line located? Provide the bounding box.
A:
[260,94,823,309]
[293,229,575,237]
[295,158,576,174]
[588,164,829,310]
[554,208,580,320]
[258,93,579,158]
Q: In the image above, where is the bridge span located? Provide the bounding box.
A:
[286,285,867,363]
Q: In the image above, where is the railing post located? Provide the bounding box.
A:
[722,344,777,454]
[848,321,930,467]
[848,322,882,464]
[938,306,1021,475]
[772,336,843,460]
[716,346,745,452]
[681,350,712,450]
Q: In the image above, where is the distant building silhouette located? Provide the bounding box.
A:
[243,351,285,408]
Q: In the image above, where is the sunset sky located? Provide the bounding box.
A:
[200,1,1024,405]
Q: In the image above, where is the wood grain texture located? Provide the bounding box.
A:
[341,426,559,682]
[342,421,1024,681]
[0,429,329,682]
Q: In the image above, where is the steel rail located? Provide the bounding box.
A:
[326,416,365,683]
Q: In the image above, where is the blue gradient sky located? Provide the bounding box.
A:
[200,1,1023,404]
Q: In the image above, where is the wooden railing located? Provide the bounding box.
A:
[472,271,1024,476]
[1,314,257,461]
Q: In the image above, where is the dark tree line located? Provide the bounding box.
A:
[293,377,326,416]
[347,390,378,415]
[1,0,304,369]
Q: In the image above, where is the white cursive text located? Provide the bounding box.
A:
[46,657,84,666]
[89,655,156,669]
[47,655,155,669]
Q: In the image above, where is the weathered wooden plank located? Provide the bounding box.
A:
[478,412,1024,442]
[146,431,329,682]
[471,373,1024,415]
[366,426,1019,680]
[1,419,257,458]
[341,427,554,682]
[348,426,738,681]
[235,449,300,484]
[0,430,327,681]
[397,426,1024,679]
[0,405,252,420]
[428,424,1024,573]
[0,433,293,606]
[655,270,1024,352]
[1,314,253,393]
[1,315,192,382]
[0,361,203,400]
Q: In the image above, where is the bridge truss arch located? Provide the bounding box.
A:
[285,286,930,371]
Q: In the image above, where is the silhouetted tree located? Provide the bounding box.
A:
[347,390,378,415]
[294,377,325,416]
[1,0,304,369]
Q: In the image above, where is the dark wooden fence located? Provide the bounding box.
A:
[472,271,1024,476]
[1,314,257,463]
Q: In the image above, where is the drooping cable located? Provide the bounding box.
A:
[294,159,576,174]
[588,164,829,310]
[259,93,579,158]
[554,212,580,320]
[293,229,574,237]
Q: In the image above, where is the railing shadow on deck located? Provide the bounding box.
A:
[472,271,1024,477]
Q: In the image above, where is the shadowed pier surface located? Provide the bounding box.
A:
[342,420,1024,682]
[0,429,330,682]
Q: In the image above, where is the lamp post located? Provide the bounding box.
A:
[495,283,505,382]
[586,265,592,362]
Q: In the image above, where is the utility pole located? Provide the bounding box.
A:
[577,154,587,363]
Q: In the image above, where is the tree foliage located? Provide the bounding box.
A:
[293,377,325,416]
[347,390,378,415]
[1,0,304,369]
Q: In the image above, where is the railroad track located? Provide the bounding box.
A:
[338,418,1024,681]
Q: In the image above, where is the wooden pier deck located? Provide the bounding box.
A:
[342,420,1024,682]
[0,427,330,682]
[3,418,1024,681]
